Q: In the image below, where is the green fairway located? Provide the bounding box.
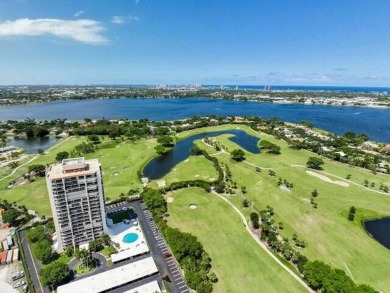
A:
[166,187,306,293]
[84,138,158,199]
[1,124,389,291]
[0,136,87,216]
[0,136,157,216]
[149,155,218,188]
[188,125,390,291]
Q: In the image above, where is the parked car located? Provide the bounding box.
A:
[23,285,29,293]
[164,252,172,258]
[122,206,128,211]
[13,281,26,289]
[12,271,24,281]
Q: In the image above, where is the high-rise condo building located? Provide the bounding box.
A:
[46,157,107,252]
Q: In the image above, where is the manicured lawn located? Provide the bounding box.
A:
[84,138,158,200]
[74,262,96,275]
[191,124,390,291]
[100,246,117,259]
[0,136,87,216]
[0,136,157,216]
[149,155,218,188]
[166,187,306,293]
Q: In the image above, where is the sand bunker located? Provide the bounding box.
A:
[189,204,197,209]
[209,178,215,181]
[113,172,120,176]
[306,170,349,187]
[195,175,200,178]
[167,197,174,203]
[157,180,166,188]
[279,185,291,192]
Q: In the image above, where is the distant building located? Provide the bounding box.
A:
[46,158,107,252]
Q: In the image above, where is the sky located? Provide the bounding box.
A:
[0,0,390,86]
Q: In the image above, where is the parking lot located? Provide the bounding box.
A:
[133,201,190,293]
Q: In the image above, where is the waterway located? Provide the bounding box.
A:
[143,129,259,180]
[364,217,390,250]
[0,98,389,142]
[7,136,59,153]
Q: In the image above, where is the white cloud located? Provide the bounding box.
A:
[111,15,139,24]
[0,18,107,44]
[111,16,126,24]
[74,10,84,18]
[135,0,140,5]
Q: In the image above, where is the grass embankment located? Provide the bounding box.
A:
[166,187,306,293]
[192,124,390,291]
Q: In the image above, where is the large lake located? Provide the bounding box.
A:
[143,129,259,179]
[0,98,389,142]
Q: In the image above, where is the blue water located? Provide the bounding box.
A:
[0,98,389,142]
[143,129,259,180]
[7,136,59,153]
[122,233,139,244]
[364,218,390,250]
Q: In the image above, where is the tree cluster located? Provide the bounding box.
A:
[259,140,281,154]
[348,206,356,221]
[307,157,324,170]
[303,260,376,292]
[28,225,58,264]
[163,227,216,293]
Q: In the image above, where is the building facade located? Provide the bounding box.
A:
[46,157,107,252]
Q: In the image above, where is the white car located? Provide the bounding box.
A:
[122,206,128,211]
[13,281,26,289]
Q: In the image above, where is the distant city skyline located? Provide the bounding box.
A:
[0,0,390,86]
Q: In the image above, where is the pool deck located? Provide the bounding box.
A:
[106,219,150,263]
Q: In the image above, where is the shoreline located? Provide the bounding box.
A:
[0,95,389,109]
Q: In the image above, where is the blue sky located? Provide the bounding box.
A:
[0,0,389,86]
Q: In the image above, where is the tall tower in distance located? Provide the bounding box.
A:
[46,157,107,252]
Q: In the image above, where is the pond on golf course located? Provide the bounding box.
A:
[143,129,260,180]
[364,217,390,250]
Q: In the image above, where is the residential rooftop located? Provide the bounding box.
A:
[57,257,158,293]
[46,157,100,180]
[124,280,161,293]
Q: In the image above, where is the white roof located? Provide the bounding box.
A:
[111,244,150,263]
[57,257,158,293]
[124,280,161,293]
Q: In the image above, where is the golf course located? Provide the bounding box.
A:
[1,124,390,291]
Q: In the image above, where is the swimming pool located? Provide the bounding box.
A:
[122,233,139,244]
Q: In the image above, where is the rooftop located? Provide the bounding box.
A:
[124,280,161,293]
[46,157,100,180]
[57,257,158,293]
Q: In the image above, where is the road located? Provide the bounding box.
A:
[20,230,47,293]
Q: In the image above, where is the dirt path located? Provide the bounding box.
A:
[211,190,314,292]
[0,136,72,182]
